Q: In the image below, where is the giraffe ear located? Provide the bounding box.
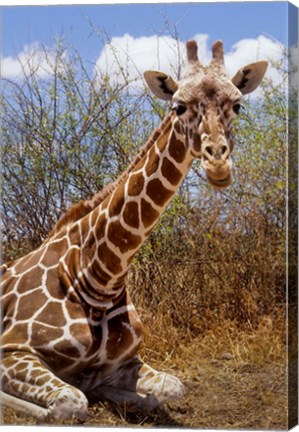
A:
[143,71,178,101]
[231,61,268,95]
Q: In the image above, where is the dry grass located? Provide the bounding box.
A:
[2,210,289,428]
[2,312,287,429]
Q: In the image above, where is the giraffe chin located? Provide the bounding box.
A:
[207,173,233,190]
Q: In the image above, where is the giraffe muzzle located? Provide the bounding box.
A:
[202,159,233,180]
[200,140,233,188]
[207,172,233,189]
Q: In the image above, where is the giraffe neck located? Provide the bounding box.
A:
[72,112,194,307]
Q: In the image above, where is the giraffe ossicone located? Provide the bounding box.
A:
[0,39,267,422]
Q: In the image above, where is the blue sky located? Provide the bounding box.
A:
[2,1,295,92]
[2,2,289,58]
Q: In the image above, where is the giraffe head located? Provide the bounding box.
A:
[144,40,268,189]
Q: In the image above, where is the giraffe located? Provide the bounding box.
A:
[0,40,267,423]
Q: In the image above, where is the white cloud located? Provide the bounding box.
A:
[94,33,210,87]
[94,33,285,96]
[94,33,187,84]
[225,35,285,88]
[1,42,66,80]
[2,35,286,96]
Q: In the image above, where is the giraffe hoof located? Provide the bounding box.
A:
[137,372,186,407]
[153,373,186,404]
[48,387,88,422]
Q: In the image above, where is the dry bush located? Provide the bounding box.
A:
[128,210,286,338]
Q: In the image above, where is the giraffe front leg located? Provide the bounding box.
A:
[1,351,88,422]
[85,356,185,408]
[135,360,186,407]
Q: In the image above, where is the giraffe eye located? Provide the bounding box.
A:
[172,104,187,116]
[233,103,242,114]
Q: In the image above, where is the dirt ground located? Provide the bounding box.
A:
[2,351,287,429]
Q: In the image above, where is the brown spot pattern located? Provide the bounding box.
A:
[68,223,81,244]
[46,352,78,372]
[123,202,140,228]
[146,178,173,207]
[46,268,65,300]
[82,232,97,263]
[112,274,127,291]
[54,340,81,357]
[90,208,99,227]
[108,221,141,253]
[70,323,93,349]
[141,198,159,228]
[87,259,111,287]
[97,242,123,274]
[36,302,66,327]
[1,323,28,346]
[16,290,48,321]
[168,134,186,163]
[31,323,64,346]
[127,173,145,197]
[193,133,202,153]
[145,146,160,177]
[94,214,107,241]
[65,301,86,321]
[106,319,133,360]
[17,267,43,294]
[64,248,81,282]
[41,239,68,267]
[35,375,52,386]
[173,120,182,134]
[14,250,43,274]
[156,131,170,152]
[161,157,182,186]
[14,362,27,372]
[157,118,173,150]
[109,183,125,217]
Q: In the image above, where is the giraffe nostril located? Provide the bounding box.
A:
[221,145,230,160]
[206,146,213,156]
[221,146,231,159]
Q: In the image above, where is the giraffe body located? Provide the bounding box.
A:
[1,231,183,420]
[1,40,267,422]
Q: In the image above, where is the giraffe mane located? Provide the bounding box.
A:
[45,112,173,241]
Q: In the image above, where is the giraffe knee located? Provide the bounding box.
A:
[48,386,88,421]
